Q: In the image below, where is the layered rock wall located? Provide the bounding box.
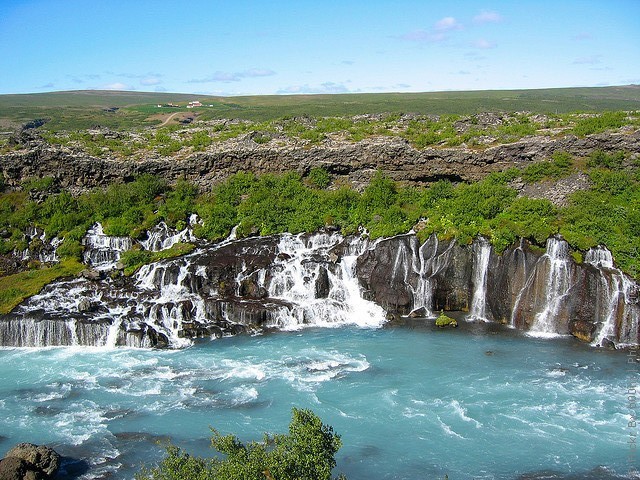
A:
[2,131,638,192]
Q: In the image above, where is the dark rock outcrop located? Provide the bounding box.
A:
[1,131,638,193]
[0,443,60,479]
[0,232,638,349]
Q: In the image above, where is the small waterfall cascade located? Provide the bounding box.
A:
[17,226,62,264]
[0,279,155,348]
[82,223,133,270]
[528,237,575,337]
[585,246,614,269]
[264,233,387,330]
[409,235,456,317]
[586,246,639,347]
[140,221,196,252]
[468,237,492,321]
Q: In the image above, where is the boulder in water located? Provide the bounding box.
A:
[77,298,92,313]
[0,456,31,480]
[569,319,597,343]
[435,312,458,328]
[1,443,60,479]
[80,269,101,281]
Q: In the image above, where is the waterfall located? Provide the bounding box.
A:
[17,227,62,264]
[82,223,133,270]
[528,237,575,337]
[586,246,639,347]
[468,237,491,322]
[265,234,386,330]
[584,246,614,269]
[409,235,455,317]
[140,222,195,252]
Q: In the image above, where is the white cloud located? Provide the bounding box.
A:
[103,82,132,90]
[435,16,462,31]
[473,11,503,24]
[141,77,161,86]
[399,16,462,43]
[277,82,350,94]
[573,55,602,65]
[472,38,496,49]
[189,68,276,83]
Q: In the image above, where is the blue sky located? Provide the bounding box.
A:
[0,0,638,95]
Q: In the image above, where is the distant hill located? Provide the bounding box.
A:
[0,85,639,131]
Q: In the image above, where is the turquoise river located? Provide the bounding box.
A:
[1,321,638,479]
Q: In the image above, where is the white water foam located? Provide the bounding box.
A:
[468,238,491,322]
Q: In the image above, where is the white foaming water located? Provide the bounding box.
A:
[468,237,491,322]
[410,235,455,317]
[140,222,195,252]
[0,328,632,479]
[266,234,387,330]
[585,246,614,269]
[82,223,133,270]
[585,246,640,347]
[528,238,575,338]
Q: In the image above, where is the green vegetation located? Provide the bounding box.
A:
[0,174,198,263]
[522,151,574,183]
[120,243,195,276]
[29,109,640,161]
[136,408,345,480]
[1,145,639,309]
[2,86,640,132]
[435,312,458,328]
[0,258,84,314]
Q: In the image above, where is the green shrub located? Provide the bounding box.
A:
[307,167,331,189]
[572,111,627,136]
[522,151,574,183]
[586,149,625,169]
[136,408,345,480]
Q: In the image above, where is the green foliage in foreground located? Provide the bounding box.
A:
[136,408,345,480]
[0,259,84,314]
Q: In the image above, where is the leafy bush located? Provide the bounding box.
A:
[522,151,573,183]
[307,167,331,189]
[586,149,625,169]
[571,111,628,136]
[136,408,345,480]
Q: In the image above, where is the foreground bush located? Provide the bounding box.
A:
[136,408,345,480]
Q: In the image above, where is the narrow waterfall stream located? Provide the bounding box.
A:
[468,238,491,322]
[528,237,575,337]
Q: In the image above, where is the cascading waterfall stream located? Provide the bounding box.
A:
[468,238,491,322]
[409,235,456,317]
[2,229,639,349]
[264,234,386,329]
[586,246,640,347]
[528,237,575,337]
[83,223,133,270]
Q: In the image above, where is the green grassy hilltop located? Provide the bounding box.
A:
[1,85,639,131]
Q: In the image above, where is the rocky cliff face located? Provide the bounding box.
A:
[0,231,637,349]
[356,234,639,346]
[2,130,638,192]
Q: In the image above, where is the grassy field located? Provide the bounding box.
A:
[0,85,639,131]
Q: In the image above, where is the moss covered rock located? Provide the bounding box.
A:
[435,312,458,328]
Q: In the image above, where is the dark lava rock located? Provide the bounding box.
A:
[2,443,60,479]
[0,456,31,480]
